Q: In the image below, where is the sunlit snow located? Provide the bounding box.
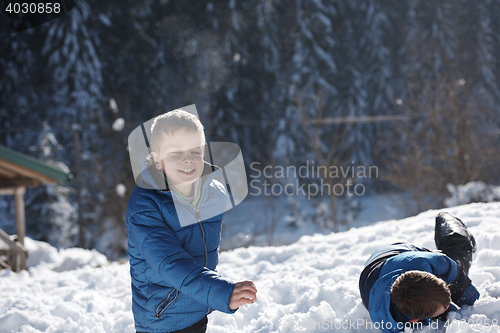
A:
[1,202,499,333]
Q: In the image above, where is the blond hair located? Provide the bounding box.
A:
[150,110,205,153]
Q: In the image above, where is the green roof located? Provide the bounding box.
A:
[0,145,75,184]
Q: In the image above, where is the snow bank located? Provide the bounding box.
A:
[24,237,108,272]
[445,181,500,207]
[211,202,500,333]
[1,202,499,333]
[0,239,130,333]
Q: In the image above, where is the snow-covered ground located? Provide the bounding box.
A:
[221,192,418,251]
[1,202,500,333]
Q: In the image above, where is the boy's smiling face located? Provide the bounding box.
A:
[151,128,205,196]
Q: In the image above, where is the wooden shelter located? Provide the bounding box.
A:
[0,145,74,272]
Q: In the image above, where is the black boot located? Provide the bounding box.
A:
[435,212,476,275]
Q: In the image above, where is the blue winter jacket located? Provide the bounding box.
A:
[359,243,479,333]
[126,160,236,333]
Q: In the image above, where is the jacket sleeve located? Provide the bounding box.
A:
[128,201,237,314]
[425,253,458,283]
[427,253,479,307]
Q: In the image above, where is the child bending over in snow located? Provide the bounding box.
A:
[359,212,479,333]
[127,110,257,333]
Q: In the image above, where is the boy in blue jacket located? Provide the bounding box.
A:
[127,110,257,333]
[359,212,479,333]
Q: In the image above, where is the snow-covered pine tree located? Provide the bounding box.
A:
[40,0,104,248]
[0,9,78,246]
[206,0,287,166]
[0,15,43,151]
[25,123,77,247]
[287,0,394,167]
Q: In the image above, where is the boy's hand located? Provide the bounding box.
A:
[229,280,257,310]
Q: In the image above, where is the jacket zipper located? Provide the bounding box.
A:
[195,208,208,267]
[156,289,179,318]
[195,207,211,314]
